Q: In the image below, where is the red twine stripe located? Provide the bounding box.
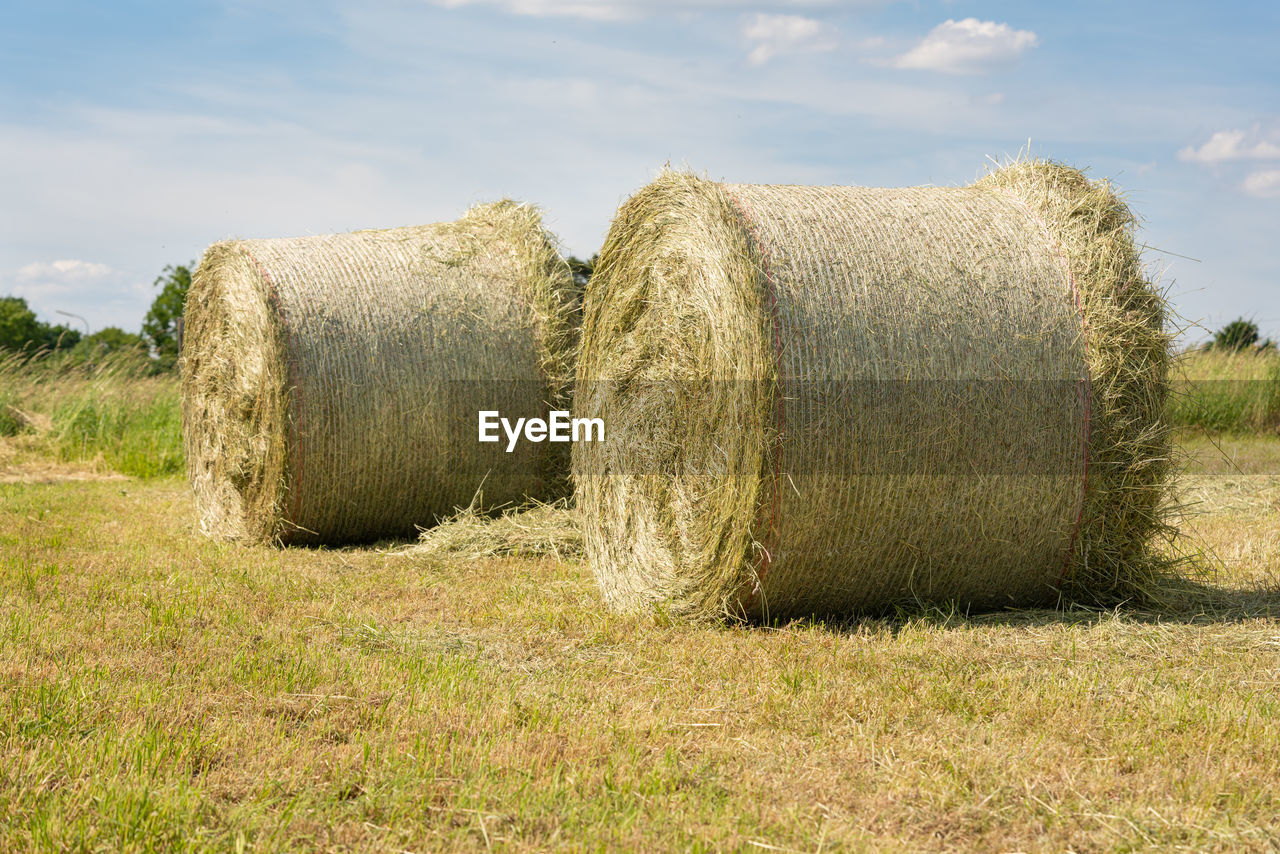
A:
[725,191,786,615]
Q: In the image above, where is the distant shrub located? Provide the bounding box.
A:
[1210,318,1274,353]
[71,327,148,361]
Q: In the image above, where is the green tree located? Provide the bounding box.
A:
[1212,318,1262,352]
[74,326,146,356]
[0,296,81,352]
[0,296,44,351]
[142,263,193,366]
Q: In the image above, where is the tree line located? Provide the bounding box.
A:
[0,264,191,368]
[0,256,600,370]
[4,252,1270,363]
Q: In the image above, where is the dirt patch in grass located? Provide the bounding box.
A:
[0,436,129,484]
[0,462,129,484]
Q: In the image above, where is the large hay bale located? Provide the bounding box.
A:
[573,161,1172,620]
[182,201,576,544]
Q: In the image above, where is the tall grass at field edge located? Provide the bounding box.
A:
[1170,349,1280,435]
[0,349,183,478]
[1,346,1277,482]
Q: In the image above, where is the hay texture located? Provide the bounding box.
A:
[573,160,1172,621]
[183,201,576,544]
[409,499,582,562]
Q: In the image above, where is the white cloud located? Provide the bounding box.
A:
[742,13,835,65]
[5,260,146,331]
[430,0,843,21]
[892,18,1037,74]
[1178,124,1280,199]
[16,259,114,283]
[1243,169,1280,198]
[1178,126,1280,163]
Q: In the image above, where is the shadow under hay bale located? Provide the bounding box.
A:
[182,201,577,545]
[574,160,1174,621]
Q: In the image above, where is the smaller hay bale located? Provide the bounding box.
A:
[573,160,1174,621]
[182,201,577,544]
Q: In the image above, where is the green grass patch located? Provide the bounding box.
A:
[1170,348,1280,434]
[0,387,22,437]
[49,389,182,477]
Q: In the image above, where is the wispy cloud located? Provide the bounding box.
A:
[742,13,836,65]
[431,0,631,21]
[891,18,1037,74]
[1178,126,1280,163]
[1243,169,1280,198]
[429,0,844,22]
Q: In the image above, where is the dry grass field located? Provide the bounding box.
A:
[2,356,1279,851]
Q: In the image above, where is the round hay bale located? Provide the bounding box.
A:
[182,201,576,544]
[573,161,1172,620]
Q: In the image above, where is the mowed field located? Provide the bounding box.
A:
[2,356,1279,852]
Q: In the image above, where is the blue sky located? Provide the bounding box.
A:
[1,0,1277,342]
